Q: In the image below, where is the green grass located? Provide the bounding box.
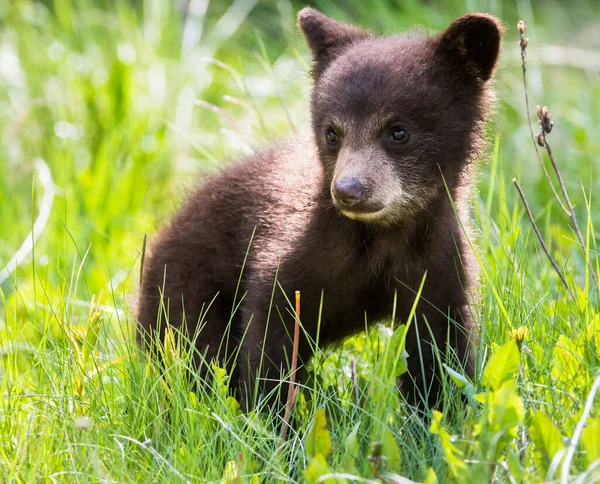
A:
[1,0,599,482]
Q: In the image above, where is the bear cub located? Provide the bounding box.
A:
[137,8,503,410]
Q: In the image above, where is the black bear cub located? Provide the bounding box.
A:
[137,8,503,409]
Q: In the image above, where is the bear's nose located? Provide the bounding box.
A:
[333,178,365,207]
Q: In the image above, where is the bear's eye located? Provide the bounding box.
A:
[325,127,338,145]
[390,128,409,143]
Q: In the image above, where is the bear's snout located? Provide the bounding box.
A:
[333,177,365,208]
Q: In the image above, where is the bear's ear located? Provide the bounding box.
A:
[436,13,504,82]
[298,8,370,79]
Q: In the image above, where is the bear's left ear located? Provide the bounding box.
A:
[298,8,370,79]
[436,13,504,82]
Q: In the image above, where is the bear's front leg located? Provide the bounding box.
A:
[233,303,303,412]
[401,298,475,409]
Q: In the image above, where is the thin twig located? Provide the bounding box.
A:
[560,371,600,484]
[513,179,570,292]
[518,21,598,294]
[351,358,359,403]
[517,21,569,215]
[542,136,599,290]
[280,290,301,442]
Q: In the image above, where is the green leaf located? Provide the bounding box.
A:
[482,340,520,390]
[340,422,361,474]
[304,454,332,484]
[82,311,102,367]
[382,429,401,471]
[389,324,409,378]
[443,363,476,402]
[492,381,525,432]
[221,459,239,483]
[443,364,466,388]
[306,408,331,460]
[424,468,439,484]
[340,453,359,475]
[225,396,241,416]
[529,411,564,474]
[430,411,467,478]
[212,363,228,388]
[507,447,525,483]
[430,410,444,435]
[345,422,360,459]
[581,416,600,466]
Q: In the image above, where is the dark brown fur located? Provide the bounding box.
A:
[137,9,503,409]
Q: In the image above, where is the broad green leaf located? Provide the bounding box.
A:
[390,348,409,378]
[424,468,439,484]
[82,312,102,367]
[304,454,332,484]
[222,459,239,483]
[225,396,241,416]
[492,381,525,432]
[507,449,524,483]
[163,327,179,369]
[430,410,444,435]
[529,411,564,474]
[382,429,401,471]
[430,411,467,478]
[482,340,520,390]
[212,363,228,388]
[443,364,466,388]
[306,408,331,460]
[389,324,409,378]
[340,453,359,475]
[443,363,476,402]
[581,416,600,466]
[345,422,360,459]
[341,422,361,474]
[551,336,586,389]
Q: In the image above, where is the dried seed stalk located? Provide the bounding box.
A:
[514,179,570,293]
[518,21,569,215]
[280,290,301,442]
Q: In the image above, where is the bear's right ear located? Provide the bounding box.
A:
[298,8,370,79]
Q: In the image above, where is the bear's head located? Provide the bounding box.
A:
[298,8,503,225]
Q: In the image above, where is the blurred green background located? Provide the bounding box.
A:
[0,0,598,305]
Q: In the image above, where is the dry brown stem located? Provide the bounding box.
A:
[518,21,569,215]
[280,290,301,442]
[513,178,570,293]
